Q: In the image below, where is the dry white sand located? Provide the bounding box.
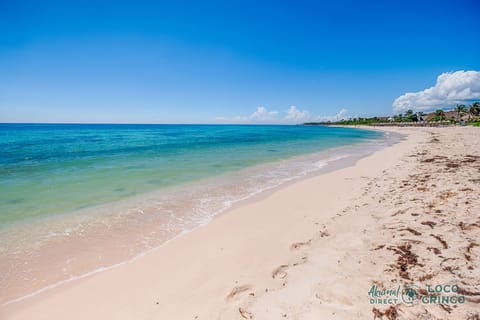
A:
[2,126,479,320]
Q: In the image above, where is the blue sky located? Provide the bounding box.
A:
[0,0,479,123]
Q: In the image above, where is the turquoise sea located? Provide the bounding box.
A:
[0,124,382,227]
[0,124,389,304]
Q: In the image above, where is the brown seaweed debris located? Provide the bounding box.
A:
[430,234,448,249]
[439,190,456,200]
[418,273,434,281]
[421,221,436,229]
[387,243,419,280]
[445,162,460,168]
[421,155,446,162]
[459,222,480,230]
[372,307,383,319]
[463,155,480,163]
[458,288,480,296]
[391,209,405,217]
[439,303,452,313]
[372,306,398,320]
[427,247,441,255]
[467,242,479,253]
[400,227,422,236]
[442,265,459,274]
[466,313,480,320]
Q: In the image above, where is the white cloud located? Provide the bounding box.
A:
[393,70,480,112]
[249,106,279,121]
[315,108,349,122]
[284,106,310,122]
[216,105,314,124]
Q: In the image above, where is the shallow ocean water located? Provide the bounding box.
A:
[0,124,389,304]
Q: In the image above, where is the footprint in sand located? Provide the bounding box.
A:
[313,284,353,306]
[239,307,253,319]
[272,265,289,279]
[319,229,330,238]
[292,256,308,267]
[290,240,311,251]
[225,285,252,301]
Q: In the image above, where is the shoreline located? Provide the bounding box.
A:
[2,127,407,318]
[3,126,479,319]
[1,130,394,306]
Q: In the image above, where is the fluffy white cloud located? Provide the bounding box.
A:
[217,105,314,123]
[284,106,310,122]
[249,106,279,121]
[315,108,349,122]
[393,70,480,112]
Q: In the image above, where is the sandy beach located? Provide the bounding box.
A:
[2,126,479,320]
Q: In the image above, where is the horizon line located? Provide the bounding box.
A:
[0,122,305,126]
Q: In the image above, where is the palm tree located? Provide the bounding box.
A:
[404,109,418,122]
[469,102,480,119]
[454,104,467,122]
